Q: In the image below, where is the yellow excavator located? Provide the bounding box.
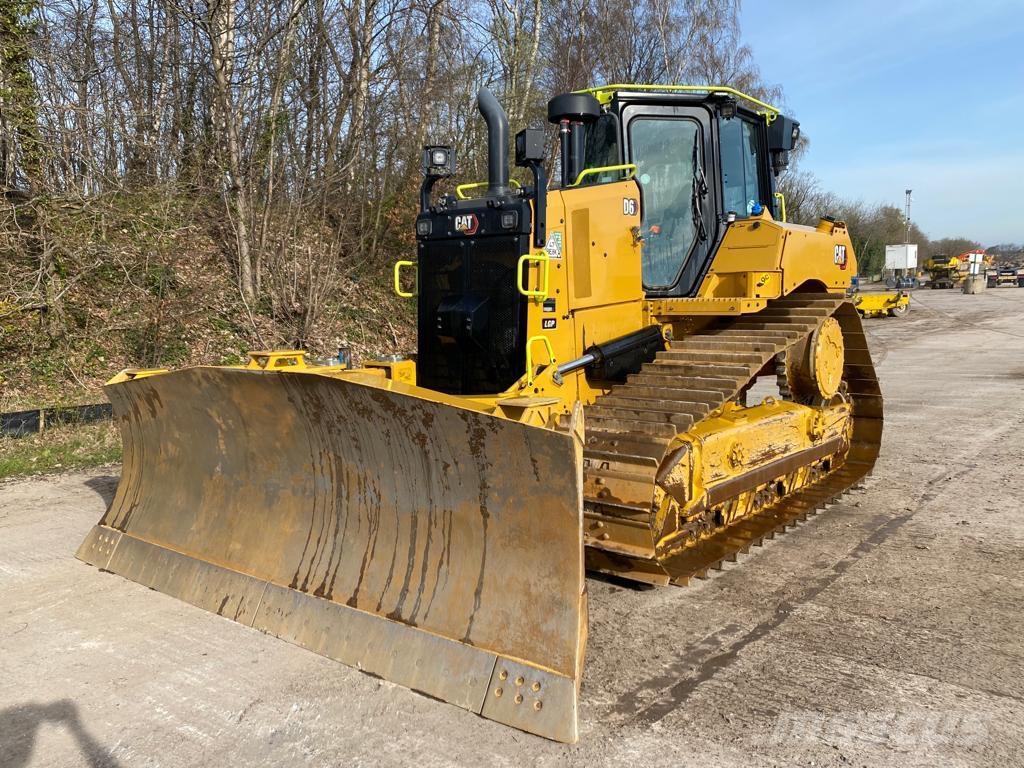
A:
[77,85,881,743]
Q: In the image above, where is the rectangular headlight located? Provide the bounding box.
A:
[422,145,455,177]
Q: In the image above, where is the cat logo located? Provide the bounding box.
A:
[833,244,848,269]
[453,213,479,235]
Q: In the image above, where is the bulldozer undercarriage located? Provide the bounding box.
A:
[583,295,881,585]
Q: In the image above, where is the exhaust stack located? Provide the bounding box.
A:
[477,87,509,193]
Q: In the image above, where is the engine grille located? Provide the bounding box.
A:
[416,234,528,395]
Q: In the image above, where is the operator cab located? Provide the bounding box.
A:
[551,86,800,298]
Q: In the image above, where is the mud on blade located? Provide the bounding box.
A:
[77,367,586,742]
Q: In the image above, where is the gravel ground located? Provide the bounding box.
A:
[2,288,1023,767]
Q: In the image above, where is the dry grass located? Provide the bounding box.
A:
[0,421,121,480]
[1,195,416,412]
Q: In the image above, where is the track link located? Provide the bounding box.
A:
[582,294,883,585]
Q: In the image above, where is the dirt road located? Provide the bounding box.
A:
[2,289,1023,767]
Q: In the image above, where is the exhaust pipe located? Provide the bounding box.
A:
[477,87,509,193]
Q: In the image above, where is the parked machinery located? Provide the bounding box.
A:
[925,254,962,289]
[988,266,1021,288]
[852,290,910,318]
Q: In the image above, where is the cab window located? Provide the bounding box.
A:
[719,117,764,217]
[628,117,701,288]
[578,114,620,186]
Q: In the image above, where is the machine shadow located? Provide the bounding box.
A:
[0,699,122,768]
[586,571,658,591]
[84,475,118,508]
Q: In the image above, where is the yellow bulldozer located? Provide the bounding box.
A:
[77,85,881,743]
[924,254,963,288]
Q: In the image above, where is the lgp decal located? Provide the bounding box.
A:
[834,244,848,269]
[542,318,557,330]
[453,213,479,235]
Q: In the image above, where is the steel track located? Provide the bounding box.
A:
[581,294,883,585]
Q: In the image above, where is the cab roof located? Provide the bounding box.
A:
[577,84,781,122]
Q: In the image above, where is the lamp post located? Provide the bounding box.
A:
[904,189,912,245]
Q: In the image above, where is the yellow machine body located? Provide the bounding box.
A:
[467,181,858,421]
[852,291,910,318]
[78,84,881,743]
[925,255,964,289]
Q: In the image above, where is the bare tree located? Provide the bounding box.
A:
[5,0,804,386]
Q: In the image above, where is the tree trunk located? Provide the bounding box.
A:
[205,0,257,303]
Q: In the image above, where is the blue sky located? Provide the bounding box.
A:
[741,0,1024,245]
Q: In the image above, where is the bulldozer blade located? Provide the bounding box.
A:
[76,367,587,742]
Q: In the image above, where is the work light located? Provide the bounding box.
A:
[423,145,455,177]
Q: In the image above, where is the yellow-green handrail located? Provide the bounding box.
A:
[565,162,634,188]
[525,335,556,386]
[455,179,521,199]
[568,163,637,188]
[394,260,416,298]
[579,84,780,122]
[517,252,549,301]
[774,191,787,223]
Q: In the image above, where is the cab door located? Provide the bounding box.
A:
[621,103,716,298]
